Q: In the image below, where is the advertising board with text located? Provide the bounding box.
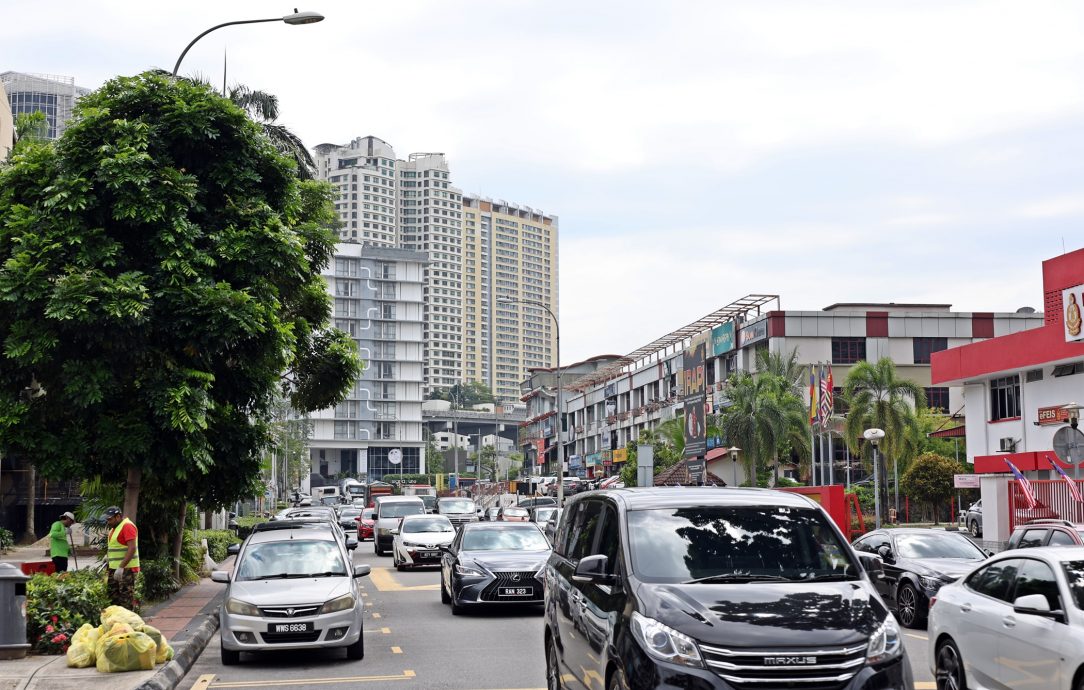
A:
[683,336,708,458]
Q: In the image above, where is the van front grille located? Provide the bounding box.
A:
[698,642,866,690]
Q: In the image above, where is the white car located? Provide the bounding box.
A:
[391,514,456,570]
[929,545,1084,689]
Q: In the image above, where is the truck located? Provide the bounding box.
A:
[339,478,366,503]
[363,481,394,507]
[311,485,340,505]
[402,484,436,497]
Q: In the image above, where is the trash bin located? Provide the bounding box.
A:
[19,561,55,576]
[0,562,31,660]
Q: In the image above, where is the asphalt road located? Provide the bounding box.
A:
[181,533,935,690]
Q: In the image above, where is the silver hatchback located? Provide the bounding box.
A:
[212,522,370,664]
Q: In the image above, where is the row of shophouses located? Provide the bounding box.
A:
[517,248,1084,490]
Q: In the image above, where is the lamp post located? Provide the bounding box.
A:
[172,10,324,78]
[864,428,885,529]
[498,297,562,507]
[727,446,741,487]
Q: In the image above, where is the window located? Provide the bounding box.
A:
[1014,559,1062,611]
[913,337,947,364]
[1053,362,1084,377]
[831,337,866,364]
[567,501,605,562]
[1049,530,1077,546]
[966,559,1022,602]
[1018,529,1048,548]
[925,387,949,412]
[990,375,1021,421]
[553,502,580,557]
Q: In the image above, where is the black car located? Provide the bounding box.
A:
[545,488,912,690]
[518,496,557,510]
[852,528,987,628]
[337,507,363,531]
[439,522,550,615]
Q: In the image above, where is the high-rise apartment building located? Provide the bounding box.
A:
[314,137,465,394]
[0,72,90,140]
[462,196,559,401]
[307,243,427,482]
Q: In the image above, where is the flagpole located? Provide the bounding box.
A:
[828,427,835,486]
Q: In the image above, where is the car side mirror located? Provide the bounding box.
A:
[226,544,241,556]
[211,571,231,584]
[1013,594,1065,622]
[346,537,359,550]
[876,545,894,563]
[353,564,371,578]
[572,554,615,585]
[859,554,886,581]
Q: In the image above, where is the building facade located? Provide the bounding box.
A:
[0,72,89,140]
[307,244,427,482]
[463,196,559,402]
[0,81,13,159]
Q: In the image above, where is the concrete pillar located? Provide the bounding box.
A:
[980,474,1011,543]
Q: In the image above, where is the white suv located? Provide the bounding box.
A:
[929,545,1084,689]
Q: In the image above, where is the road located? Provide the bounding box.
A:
[182,537,935,690]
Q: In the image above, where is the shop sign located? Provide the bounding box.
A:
[605,382,618,398]
[954,474,981,489]
[682,335,708,458]
[586,453,602,467]
[602,450,613,466]
[1038,405,1071,426]
[612,448,628,463]
[568,454,582,469]
[711,322,736,356]
[1064,283,1084,343]
[738,319,768,348]
[543,422,554,438]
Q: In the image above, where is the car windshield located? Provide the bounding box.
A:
[380,502,425,518]
[626,506,857,583]
[534,508,557,522]
[462,527,550,551]
[362,509,375,519]
[403,517,454,533]
[440,499,476,513]
[235,540,347,581]
[894,533,985,560]
[339,509,361,519]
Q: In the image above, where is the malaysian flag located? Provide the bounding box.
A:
[1047,455,1083,503]
[1005,459,1038,509]
[819,364,834,426]
[809,367,818,428]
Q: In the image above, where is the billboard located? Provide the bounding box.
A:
[711,322,736,356]
[683,336,708,458]
[612,448,628,463]
[738,319,768,348]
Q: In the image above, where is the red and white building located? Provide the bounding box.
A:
[932,247,1084,542]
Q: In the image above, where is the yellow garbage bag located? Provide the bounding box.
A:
[65,623,100,668]
[100,605,145,630]
[94,623,134,661]
[95,631,157,673]
[137,624,174,665]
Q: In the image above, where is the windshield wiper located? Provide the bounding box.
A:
[252,573,292,580]
[683,573,793,584]
[304,571,346,578]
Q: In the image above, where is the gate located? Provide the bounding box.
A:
[1008,478,1084,531]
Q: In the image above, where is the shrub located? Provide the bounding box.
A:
[26,570,109,654]
[137,558,179,604]
[0,527,14,551]
[198,529,241,563]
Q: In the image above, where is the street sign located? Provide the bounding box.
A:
[953,474,980,489]
[687,458,706,485]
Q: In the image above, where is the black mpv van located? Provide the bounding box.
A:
[543,487,913,690]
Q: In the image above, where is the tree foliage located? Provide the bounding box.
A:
[900,453,962,524]
[428,381,496,408]
[0,72,361,514]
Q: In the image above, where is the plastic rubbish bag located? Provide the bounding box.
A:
[65,623,100,668]
[137,624,174,665]
[95,631,157,673]
[100,605,145,631]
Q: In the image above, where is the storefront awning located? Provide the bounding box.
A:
[929,425,966,439]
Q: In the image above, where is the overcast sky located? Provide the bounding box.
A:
[7,0,1084,363]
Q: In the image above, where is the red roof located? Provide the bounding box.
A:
[929,425,966,439]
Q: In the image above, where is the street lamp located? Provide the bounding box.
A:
[727,446,741,487]
[864,428,885,529]
[172,10,325,78]
[498,296,562,507]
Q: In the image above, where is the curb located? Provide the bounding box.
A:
[134,611,218,690]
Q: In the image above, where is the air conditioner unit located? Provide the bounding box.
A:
[999,437,1017,453]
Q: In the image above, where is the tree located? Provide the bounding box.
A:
[842,358,926,525]
[716,372,809,486]
[900,453,962,524]
[755,347,807,397]
[227,85,318,181]
[428,381,495,408]
[424,431,445,475]
[0,73,361,540]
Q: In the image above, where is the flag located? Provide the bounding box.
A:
[1047,455,1083,503]
[1005,459,1038,509]
[819,364,834,426]
[809,367,818,427]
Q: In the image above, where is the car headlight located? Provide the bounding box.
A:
[535,565,546,583]
[321,593,356,614]
[225,598,260,616]
[456,562,486,577]
[866,616,902,664]
[920,575,947,590]
[630,611,703,668]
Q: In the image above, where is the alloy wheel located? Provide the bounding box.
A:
[969,521,980,538]
[546,636,562,690]
[898,584,920,627]
[935,640,966,690]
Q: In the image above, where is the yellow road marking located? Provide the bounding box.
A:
[382,627,391,634]
[361,592,369,597]
[916,683,936,689]
[209,670,415,688]
[368,566,441,592]
[192,675,216,690]
[391,646,402,654]
[372,612,381,619]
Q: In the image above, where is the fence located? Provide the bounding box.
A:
[1008,478,1084,532]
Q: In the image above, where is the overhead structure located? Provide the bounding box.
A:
[565,294,779,392]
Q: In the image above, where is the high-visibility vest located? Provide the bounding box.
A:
[108,517,140,570]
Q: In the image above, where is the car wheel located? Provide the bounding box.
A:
[346,633,364,660]
[441,574,451,604]
[897,582,925,628]
[546,635,562,690]
[221,646,240,666]
[935,638,967,690]
[969,520,981,538]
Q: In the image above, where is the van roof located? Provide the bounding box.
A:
[601,487,818,511]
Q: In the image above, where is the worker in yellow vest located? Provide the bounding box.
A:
[104,506,139,609]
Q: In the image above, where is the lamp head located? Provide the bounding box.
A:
[863,428,885,446]
[727,445,741,456]
[284,10,324,24]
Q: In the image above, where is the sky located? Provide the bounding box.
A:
[6,0,1084,363]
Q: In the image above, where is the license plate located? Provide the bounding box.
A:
[420,551,439,558]
[498,586,531,597]
[269,622,314,634]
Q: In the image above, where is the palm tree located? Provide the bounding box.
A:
[842,358,926,523]
[716,372,809,486]
[755,347,807,397]
[228,85,317,180]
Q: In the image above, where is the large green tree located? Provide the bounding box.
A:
[716,371,809,485]
[0,73,361,533]
[900,453,962,524]
[428,381,495,408]
[842,358,925,524]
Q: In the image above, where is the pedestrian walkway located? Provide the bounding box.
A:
[144,568,228,643]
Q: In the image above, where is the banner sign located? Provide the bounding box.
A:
[683,336,708,458]
[711,322,736,356]
[586,453,602,467]
[687,458,706,485]
[602,450,613,466]
[568,454,582,469]
[954,474,981,489]
[1038,405,1071,426]
[612,448,628,463]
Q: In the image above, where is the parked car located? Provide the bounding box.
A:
[543,508,562,544]
[373,496,426,556]
[392,514,456,570]
[497,507,530,522]
[420,495,439,514]
[930,545,1084,689]
[356,508,375,542]
[852,528,987,628]
[485,506,502,522]
[964,499,983,537]
[545,487,911,690]
[530,506,559,527]
[518,496,557,511]
[1007,518,1084,549]
[436,497,479,530]
[212,521,368,664]
[440,522,551,614]
[547,477,583,497]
